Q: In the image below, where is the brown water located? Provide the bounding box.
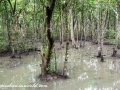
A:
[0,42,120,90]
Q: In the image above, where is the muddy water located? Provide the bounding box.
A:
[0,42,120,90]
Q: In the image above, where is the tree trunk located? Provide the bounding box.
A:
[7,0,17,58]
[76,20,79,45]
[112,1,119,57]
[4,1,11,48]
[60,6,64,47]
[11,14,18,58]
[42,0,56,75]
[63,3,69,77]
[40,54,47,77]
[33,0,37,50]
[70,8,75,47]
[80,7,85,47]
[97,0,102,59]
[97,11,101,58]
[97,0,108,62]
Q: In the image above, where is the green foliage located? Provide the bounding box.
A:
[0,0,119,55]
[53,29,59,40]
[43,47,48,54]
[118,39,120,45]
[0,36,9,52]
[49,61,55,72]
[46,52,55,73]
[104,39,115,45]
[104,39,120,46]
[105,29,116,39]
[46,51,59,73]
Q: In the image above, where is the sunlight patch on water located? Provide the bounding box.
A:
[27,64,37,72]
[79,87,114,90]
[108,62,114,70]
[78,72,88,81]
[0,70,4,73]
[113,80,120,86]
[83,59,98,70]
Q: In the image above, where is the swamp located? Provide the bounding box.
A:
[0,0,120,90]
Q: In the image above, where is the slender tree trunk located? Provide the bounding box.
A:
[97,0,102,58]
[100,8,107,62]
[7,0,17,58]
[97,11,101,58]
[60,6,64,47]
[11,14,18,58]
[54,48,57,72]
[70,8,75,47]
[112,1,119,57]
[80,7,85,47]
[97,1,107,62]
[40,53,47,77]
[80,11,83,47]
[4,1,11,48]
[76,20,79,44]
[33,0,37,50]
[100,21,105,62]
[63,3,69,77]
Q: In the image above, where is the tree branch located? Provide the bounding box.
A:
[13,0,16,15]
[7,0,14,14]
[49,0,56,11]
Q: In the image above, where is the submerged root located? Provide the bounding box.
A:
[101,55,104,62]
[72,44,76,48]
[38,72,70,81]
[96,51,105,62]
[11,55,16,58]
[112,48,117,57]
[97,51,101,58]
